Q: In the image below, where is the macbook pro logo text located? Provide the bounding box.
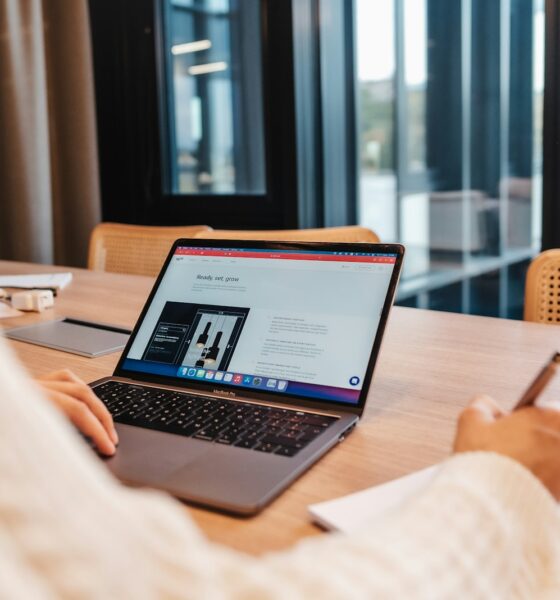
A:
[213,389,237,398]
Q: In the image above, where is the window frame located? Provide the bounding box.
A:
[88,0,301,229]
[543,0,560,249]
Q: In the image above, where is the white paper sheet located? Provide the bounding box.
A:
[0,273,72,290]
[308,464,440,533]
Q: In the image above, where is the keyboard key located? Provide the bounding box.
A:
[260,435,305,450]
[193,432,217,441]
[254,442,278,453]
[234,439,258,449]
[300,415,332,427]
[275,446,299,457]
[181,423,204,436]
[216,437,234,445]
[193,426,223,441]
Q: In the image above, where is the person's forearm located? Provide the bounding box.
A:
[211,452,560,599]
[1,337,560,598]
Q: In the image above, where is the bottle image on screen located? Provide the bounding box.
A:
[196,322,211,348]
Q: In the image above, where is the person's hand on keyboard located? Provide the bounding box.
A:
[35,369,118,456]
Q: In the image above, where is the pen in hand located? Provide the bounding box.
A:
[514,352,560,410]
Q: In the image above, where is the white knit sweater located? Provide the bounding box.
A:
[1,338,560,599]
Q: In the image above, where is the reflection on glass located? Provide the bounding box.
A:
[356,0,397,241]
[531,0,545,247]
[356,0,545,318]
[164,0,266,194]
[404,0,427,173]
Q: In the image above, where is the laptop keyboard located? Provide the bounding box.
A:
[93,381,337,457]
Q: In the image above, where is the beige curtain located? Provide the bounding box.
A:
[0,0,100,266]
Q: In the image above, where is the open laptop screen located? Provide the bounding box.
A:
[119,244,401,406]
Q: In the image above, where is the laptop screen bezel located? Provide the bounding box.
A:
[113,239,404,416]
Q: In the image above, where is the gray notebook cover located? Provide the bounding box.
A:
[6,318,130,357]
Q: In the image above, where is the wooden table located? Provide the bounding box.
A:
[2,260,560,555]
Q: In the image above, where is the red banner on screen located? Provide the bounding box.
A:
[174,247,396,263]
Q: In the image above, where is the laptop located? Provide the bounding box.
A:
[90,239,404,515]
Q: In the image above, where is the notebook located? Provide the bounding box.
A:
[308,464,440,532]
[0,272,73,290]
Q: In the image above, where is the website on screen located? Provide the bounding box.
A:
[121,247,397,404]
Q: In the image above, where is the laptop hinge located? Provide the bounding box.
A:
[109,376,363,417]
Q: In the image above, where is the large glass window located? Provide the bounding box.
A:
[357,0,545,318]
[89,0,553,274]
[163,0,266,195]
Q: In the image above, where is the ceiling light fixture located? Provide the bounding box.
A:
[188,61,228,76]
[171,39,212,55]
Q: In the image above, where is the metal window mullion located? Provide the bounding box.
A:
[461,0,472,270]
[292,0,323,228]
[156,0,177,194]
[499,0,511,259]
[541,0,560,250]
[319,0,356,226]
[497,0,512,317]
[394,0,406,242]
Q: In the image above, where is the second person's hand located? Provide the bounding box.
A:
[455,394,560,500]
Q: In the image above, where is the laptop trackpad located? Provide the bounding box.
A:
[106,425,211,484]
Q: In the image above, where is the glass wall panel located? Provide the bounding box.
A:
[356,0,397,242]
[356,0,545,317]
[403,0,427,174]
[163,0,266,194]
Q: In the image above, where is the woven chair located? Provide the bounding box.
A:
[194,225,380,243]
[524,249,560,324]
[88,223,211,277]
